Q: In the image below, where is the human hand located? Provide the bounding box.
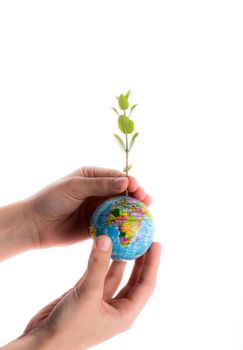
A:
[19,236,161,350]
[26,166,152,249]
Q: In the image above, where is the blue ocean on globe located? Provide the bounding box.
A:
[89,195,154,261]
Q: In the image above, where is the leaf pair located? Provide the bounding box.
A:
[116,91,130,110]
[113,132,139,151]
[111,103,138,117]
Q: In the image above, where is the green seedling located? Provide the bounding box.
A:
[111,90,139,195]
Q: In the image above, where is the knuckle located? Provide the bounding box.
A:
[65,176,80,191]
[120,316,134,332]
[76,283,100,300]
[117,310,135,333]
[64,177,85,199]
[80,166,91,177]
[89,254,108,270]
[140,278,156,295]
[124,322,133,332]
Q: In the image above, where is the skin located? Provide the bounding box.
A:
[0,167,161,349]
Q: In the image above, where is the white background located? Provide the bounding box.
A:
[0,1,243,349]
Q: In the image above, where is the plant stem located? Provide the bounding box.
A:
[123,109,129,196]
[125,133,129,196]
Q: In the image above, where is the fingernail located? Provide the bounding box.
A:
[96,236,111,252]
[113,177,127,190]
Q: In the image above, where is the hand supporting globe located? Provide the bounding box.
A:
[89,195,154,260]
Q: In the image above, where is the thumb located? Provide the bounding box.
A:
[64,176,129,199]
[81,176,129,197]
[80,235,112,297]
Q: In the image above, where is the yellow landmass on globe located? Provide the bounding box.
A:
[105,202,145,247]
[89,226,96,239]
[89,198,149,248]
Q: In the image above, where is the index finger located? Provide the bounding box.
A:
[118,242,161,320]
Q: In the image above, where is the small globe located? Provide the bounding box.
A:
[89,195,154,261]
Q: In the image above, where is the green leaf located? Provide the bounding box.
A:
[111,107,120,116]
[113,134,125,150]
[129,103,138,116]
[118,115,134,134]
[129,132,139,151]
[125,90,131,99]
[118,94,129,110]
[123,164,132,172]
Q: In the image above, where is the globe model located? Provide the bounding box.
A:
[89,195,154,261]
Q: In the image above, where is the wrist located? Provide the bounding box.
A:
[0,199,39,261]
[13,332,87,350]
[1,334,43,350]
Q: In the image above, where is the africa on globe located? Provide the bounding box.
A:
[89,195,154,261]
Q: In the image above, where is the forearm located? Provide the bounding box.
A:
[0,200,37,261]
[1,334,43,350]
